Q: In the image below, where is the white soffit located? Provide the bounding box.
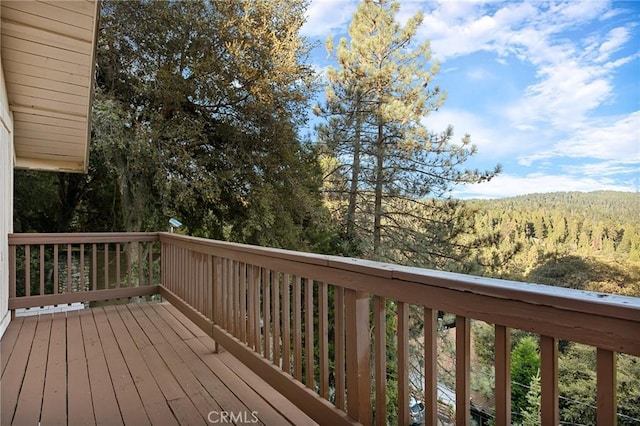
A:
[1,0,99,173]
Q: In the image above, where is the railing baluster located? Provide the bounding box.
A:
[282,273,291,375]
[53,244,59,294]
[247,264,252,345]
[229,259,235,336]
[252,265,262,353]
[263,269,271,359]
[148,241,153,285]
[272,271,280,365]
[127,242,132,287]
[137,242,142,287]
[456,316,470,426]
[104,243,109,289]
[304,278,314,389]
[374,296,386,425]
[214,256,223,328]
[221,258,228,330]
[597,348,617,425]
[25,245,31,297]
[230,259,236,335]
[495,325,511,426]
[293,275,302,381]
[541,335,559,425]
[66,244,72,294]
[319,281,328,400]
[240,262,247,343]
[209,254,213,320]
[79,243,85,292]
[91,244,97,291]
[335,286,345,410]
[398,301,409,426]
[39,244,44,296]
[425,307,438,426]
[116,242,121,289]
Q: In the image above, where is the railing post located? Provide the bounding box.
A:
[345,289,371,424]
[9,244,16,319]
[597,348,617,425]
[541,335,559,425]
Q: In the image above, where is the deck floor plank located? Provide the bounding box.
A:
[155,303,315,426]
[140,304,258,421]
[0,302,313,426]
[160,301,208,338]
[13,314,53,425]
[40,314,68,426]
[93,307,152,426]
[1,316,37,426]
[1,316,23,376]
[215,348,319,426]
[66,310,96,426]
[104,305,180,426]
[80,309,124,426]
[115,304,152,349]
[132,305,221,424]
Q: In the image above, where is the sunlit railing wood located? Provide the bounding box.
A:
[8,232,640,425]
[159,233,640,426]
[8,233,160,313]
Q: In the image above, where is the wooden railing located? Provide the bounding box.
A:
[159,233,640,426]
[8,233,160,312]
[8,232,640,425]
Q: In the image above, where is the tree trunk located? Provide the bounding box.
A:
[346,97,362,243]
[373,120,384,257]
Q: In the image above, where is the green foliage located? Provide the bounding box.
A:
[519,370,541,426]
[511,336,540,423]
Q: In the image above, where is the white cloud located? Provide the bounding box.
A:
[454,172,637,199]
[301,0,357,37]
[596,27,630,62]
[518,111,640,165]
[561,160,640,178]
[466,67,494,81]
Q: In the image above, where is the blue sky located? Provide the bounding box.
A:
[300,0,640,199]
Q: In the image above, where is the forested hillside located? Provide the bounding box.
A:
[465,191,640,297]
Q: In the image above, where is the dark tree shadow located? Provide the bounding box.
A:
[527,254,640,296]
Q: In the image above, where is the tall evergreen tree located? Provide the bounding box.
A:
[86,0,337,250]
[316,0,500,267]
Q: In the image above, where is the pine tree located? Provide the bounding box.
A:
[316,0,500,266]
[519,370,541,426]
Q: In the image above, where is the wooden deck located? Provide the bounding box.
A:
[1,302,317,426]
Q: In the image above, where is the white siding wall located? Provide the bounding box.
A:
[0,58,14,338]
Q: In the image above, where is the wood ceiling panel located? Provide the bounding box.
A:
[39,1,97,18]
[2,3,94,39]
[2,0,100,173]
[13,120,86,137]
[2,34,91,66]
[5,71,87,96]
[6,80,88,103]
[14,129,85,145]
[15,141,84,157]
[8,94,88,117]
[2,48,91,75]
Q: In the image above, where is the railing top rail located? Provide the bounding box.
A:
[9,232,160,245]
[159,232,640,324]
